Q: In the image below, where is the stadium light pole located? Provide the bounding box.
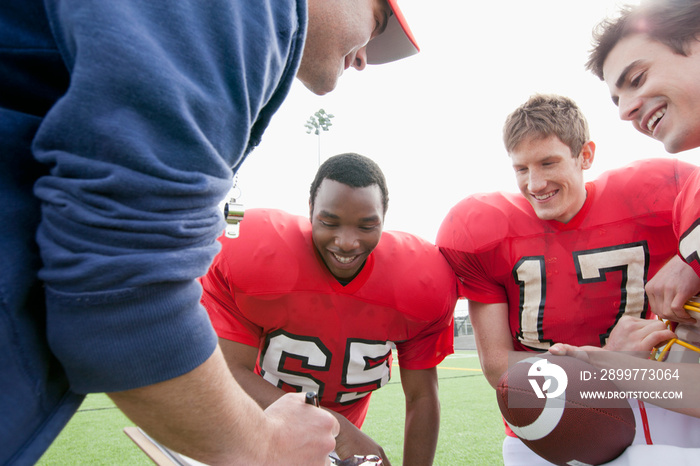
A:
[304,108,334,166]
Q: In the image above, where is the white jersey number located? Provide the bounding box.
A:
[260,330,392,404]
[679,219,700,266]
[514,242,649,349]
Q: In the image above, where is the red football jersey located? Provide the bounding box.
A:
[202,209,457,427]
[675,167,700,278]
[437,158,696,351]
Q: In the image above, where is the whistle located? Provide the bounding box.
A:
[223,199,245,238]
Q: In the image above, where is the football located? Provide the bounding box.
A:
[496,354,635,466]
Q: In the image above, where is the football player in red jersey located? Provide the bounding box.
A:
[201,153,457,466]
[436,94,700,465]
[585,0,700,331]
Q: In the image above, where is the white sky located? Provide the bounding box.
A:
[233,0,700,243]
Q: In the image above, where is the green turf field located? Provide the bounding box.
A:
[37,350,504,465]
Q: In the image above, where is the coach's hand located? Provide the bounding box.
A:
[264,393,339,465]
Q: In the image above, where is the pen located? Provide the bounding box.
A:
[305,391,320,407]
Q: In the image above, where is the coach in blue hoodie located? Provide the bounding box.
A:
[0,0,420,463]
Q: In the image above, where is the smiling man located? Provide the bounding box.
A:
[602,32,700,154]
[587,0,700,155]
[586,0,700,328]
[201,153,457,466]
[436,94,698,465]
[298,0,418,95]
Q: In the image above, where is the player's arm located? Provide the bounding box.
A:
[218,338,390,464]
[109,345,338,465]
[549,343,700,418]
[399,366,440,466]
[218,338,286,408]
[645,255,700,324]
[469,300,515,388]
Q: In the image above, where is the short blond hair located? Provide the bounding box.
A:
[503,94,589,157]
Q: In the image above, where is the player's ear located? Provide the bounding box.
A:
[579,141,595,170]
[309,198,313,221]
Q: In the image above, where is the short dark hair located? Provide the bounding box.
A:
[309,153,389,214]
[587,0,700,80]
[503,94,589,158]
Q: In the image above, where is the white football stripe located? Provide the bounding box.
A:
[505,394,566,440]
[506,357,567,441]
[567,460,593,466]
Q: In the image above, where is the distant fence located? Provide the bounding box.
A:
[454,299,472,337]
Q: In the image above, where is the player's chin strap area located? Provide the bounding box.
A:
[645,297,700,445]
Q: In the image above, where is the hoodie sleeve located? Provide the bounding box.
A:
[32,0,306,392]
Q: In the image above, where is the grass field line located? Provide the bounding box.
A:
[390,362,482,372]
[437,366,482,372]
[443,353,480,358]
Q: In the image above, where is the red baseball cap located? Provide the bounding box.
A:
[366,0,420,64]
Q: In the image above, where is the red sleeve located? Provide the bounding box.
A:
[395,316,455,370]
[200,236,263,348]
[375,232,458,370]
[436,194,513,303]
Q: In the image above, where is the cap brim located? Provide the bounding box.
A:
[366,0,419,65]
